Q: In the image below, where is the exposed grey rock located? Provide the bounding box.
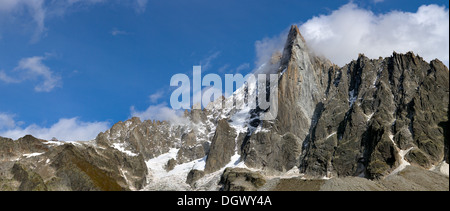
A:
[12,163,47,191]
[405,148,432,169]
[204,119,237,173]
[242,132,302,172]
[274,25,324,142]
[301,52,449,179]
[165,158,176,171]
[219,168,266,191]
[176,130,206,163]
[186,169,205,187]
[0,135,49,161]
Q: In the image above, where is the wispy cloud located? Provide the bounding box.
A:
[0,0,147,42]
[111,28,128,36]
[0,116,110,141]
[235,63,250,73]
[149,90,164,103]
[1,56,61,92]
[200,51,220,71]
[373,0,385,3]
[16,56,62,92]
[217,64,230,73]
[251,30,287,74]
[0,70,20,83]
[134,0,148,13]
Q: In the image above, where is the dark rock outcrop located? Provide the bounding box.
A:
[186,169,205,187]
[165,158,177,171]
[12,163,47,191]
[219,168,266,191]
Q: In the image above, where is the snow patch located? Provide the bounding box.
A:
[326,132,336,140]
[388,134,395,144]
[112,143,138,157]
[43,140,64,146]
[364,112,375,121]
[229,107,251,134]
[430,161,449,177]
[280,68,287,76]
[22,152,44,158]
[438,162,449,177]
[143,148,208,190]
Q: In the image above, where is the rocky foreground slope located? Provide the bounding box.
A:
[1,25,448,191]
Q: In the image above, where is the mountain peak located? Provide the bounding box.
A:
[280,25,310,68]
[287,25,306,44]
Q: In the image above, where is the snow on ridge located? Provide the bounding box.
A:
[43,140,64,146]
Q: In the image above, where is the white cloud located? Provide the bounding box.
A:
[0,113,16,130]
[130,104,189,125]
[251,30,287,75]
[254,32,286,69]
[0,117,110,141]
[299,3,449,67]
[1,56,61,92]
[16,56,61,92]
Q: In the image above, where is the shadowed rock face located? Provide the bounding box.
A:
[301,52,449,179]
[1,25,448,191]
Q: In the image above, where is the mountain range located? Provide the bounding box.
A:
[1,25,448,191]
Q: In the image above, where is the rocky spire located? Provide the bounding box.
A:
[279,25,309,69]
[274,25,324,141]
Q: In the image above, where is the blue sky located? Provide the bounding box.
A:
[0,0,448,141]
